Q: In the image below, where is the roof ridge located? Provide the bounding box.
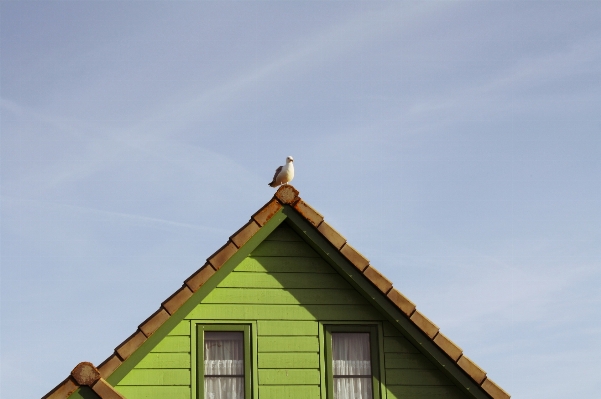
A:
[43,184,510,399]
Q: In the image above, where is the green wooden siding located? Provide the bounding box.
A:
[259,385,321,399]
[387,386,468,399]
[113,223,469,399]
[258,353,319,369]
[115,386,190,399]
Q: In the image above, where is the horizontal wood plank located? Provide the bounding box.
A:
[258,321,318,336]
[259,336,319,352]
[235,257,335,273]
[251,241,320,257]
[385,353,436,370]
[115,386,190,399]
[387,385,467,399]
[258,353,319,369]
[259,385,320,399]
[136,353,190,369]
[216,272,351,289]
[118,369,190,386]
[383,321,404,337]
[186,304,384,321]
[168,320,190,336]
[384,336,420,353]
[259,369,320,385]
[264,225,303,242]
[150,336,190,353]
[386,369,455,386]
[203,288,366,305]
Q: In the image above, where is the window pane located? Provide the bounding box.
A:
[204,332,244,375]
[205,377,244,399]
[332,333,371,376]
[204,331,244,399]
[334,377,372,399]
[332,333,372,399]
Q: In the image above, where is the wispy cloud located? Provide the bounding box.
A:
[401,34,601,121]
[2,196,231,234]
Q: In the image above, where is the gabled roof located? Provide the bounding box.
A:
[43,185,510,399]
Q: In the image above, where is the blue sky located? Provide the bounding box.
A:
[1,1,600,398]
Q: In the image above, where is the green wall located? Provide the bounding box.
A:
[113,223,469,399]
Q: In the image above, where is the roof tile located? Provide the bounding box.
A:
[410,310,440,339]
[274,185,299,204]
[457,355,487,384]
[363,265,393,294]
[230,220,261,248]
[208,241,238,270]
[252,200,282,226]
[293,200,324,227]
[433,332,463,361]
[92,378,126,399]
[97,354,122,379]
[386,288,416,316]
[115,330,146,361]
[139,308,170,338]
[162,285,194,315]
[185,263,216,292]
[317,221,346,249]
[340,243,370,271]
[42,377,78,399]
[481,378,511,399]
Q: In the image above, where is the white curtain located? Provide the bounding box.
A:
[332,333,373,399]
[204,332,244,399]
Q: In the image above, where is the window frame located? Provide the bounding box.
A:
[196,324,252,399]
[324,324,381,399]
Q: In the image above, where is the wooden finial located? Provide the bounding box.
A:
[71,362,101,386]
[275,184,299,204]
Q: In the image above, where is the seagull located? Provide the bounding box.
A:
[268,156,294,187]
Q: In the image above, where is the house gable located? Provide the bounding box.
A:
[45,186,509,399]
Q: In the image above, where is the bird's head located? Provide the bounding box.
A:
[286,156,294,163]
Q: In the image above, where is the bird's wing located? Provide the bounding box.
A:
[268,166,283,185]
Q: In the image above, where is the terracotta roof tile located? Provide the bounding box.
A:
[274,184,299,204]
[71,362,100,386]
[340,243,370,271]
[386,288,416,316]
[208,241,238,270]
[92,378,126,399]
[97,354,122,379]
[230,220,261,248]
[252,199,282,226]
[457,355,487,384]
[317,221,346,249]
[139,308,170,338]
[185,263,216,292]
[482,378,511,399]
[293,199,324,227]
[363,265,393,294]
[433,332,463,361]
[410,310,440,339]
[162,285,194,315]
[42,377,78,399]
[115,330,146,361]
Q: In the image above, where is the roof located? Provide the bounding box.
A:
[43,185,510,399]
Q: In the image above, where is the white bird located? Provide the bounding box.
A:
[268,156,294,187]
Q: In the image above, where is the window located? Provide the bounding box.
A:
[325,325,380,399]
[197,325,251,399]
